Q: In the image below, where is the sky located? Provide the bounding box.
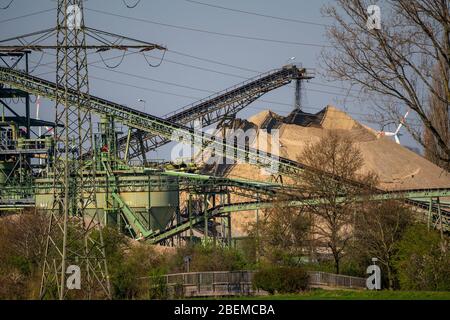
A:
[0,0,419,158]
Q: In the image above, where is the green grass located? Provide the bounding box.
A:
[210,289,450,300]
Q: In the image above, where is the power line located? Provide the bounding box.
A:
[35,63,213,94]
[30,48,249,80]
[183,0,330,28]
[24,70,423,127]
[30,47,364,101]
[98,50,127,69]
[24,59,417,129]
[91,63,214,93]
[0,8,55,24]
[142,49,166,68]
[31,51,365,101]
[122,0,141,9]
[2,21,353,94]
[168,49,259,74]
[0,0,14,10]
[163,50,362,94]
[32,65,372,121]
[89,61,362,99]
[27,51,377,119]
[154,52,246,78]
[30,59,423,127]
[90,75,201,100]
[85,8,331,48]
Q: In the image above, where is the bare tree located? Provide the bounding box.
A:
[321,0,450,168]
[298,132,377,274]
[424,66,450,170]
[0,210,48,299]
[247,203,312,266]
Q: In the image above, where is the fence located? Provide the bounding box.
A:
[163,270,259,297]
[158,270,366,297]
[308,271,366,289]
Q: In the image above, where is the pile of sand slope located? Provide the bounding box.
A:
[200,105,449,236]
[216,105,449,191]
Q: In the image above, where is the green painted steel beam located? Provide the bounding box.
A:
[145,187,450,243]
[212,188,450,214]
[161,170,295,192]
[148,214,205,244]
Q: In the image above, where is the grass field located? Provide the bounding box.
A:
[215,290,450,300]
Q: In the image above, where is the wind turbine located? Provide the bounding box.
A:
[36,95,41,138]
[377,109,410,144]
[36,96,54,136]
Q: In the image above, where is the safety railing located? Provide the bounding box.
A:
[308,271,366,289]
[157,270,366,297]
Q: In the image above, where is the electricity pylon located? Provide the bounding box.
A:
[0,0,165,299]
[39,0,110,300]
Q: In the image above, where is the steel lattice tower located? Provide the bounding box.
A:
[40,0,111,300]
[294,79,302,110]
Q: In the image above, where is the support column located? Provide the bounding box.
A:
[25,52,30,139]
[212,194,216,247]
[437,197,443,241]
[137,131,147,166]
[227,192,232,247]
[188,194,193,243]
[204,194,209,244]
[255,194,260,263]
[124,127,132,163]
[428,197,433,230]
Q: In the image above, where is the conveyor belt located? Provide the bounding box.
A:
[0,66,363,185]
[117,64,311,159]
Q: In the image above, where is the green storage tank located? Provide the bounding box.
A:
[0,162,13,184]
[34,173,180,234]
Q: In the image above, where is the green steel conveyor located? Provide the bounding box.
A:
[118,64,312,159]
[146,187,450,243]
[0,66,358,184]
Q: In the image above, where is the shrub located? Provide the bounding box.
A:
[108,240,168,299]
[394,224,450,291]
[148,273,169,300]
[252,267,309,294]
[168,244,250,273]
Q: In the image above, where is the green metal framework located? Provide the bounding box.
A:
[0,66,369,190]
[0,57,448,247]
[145,187,450,244]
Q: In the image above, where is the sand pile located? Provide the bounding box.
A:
[200,105,450,236]
[214,105,449,190]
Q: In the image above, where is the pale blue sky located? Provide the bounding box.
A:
[0,0,419,157]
